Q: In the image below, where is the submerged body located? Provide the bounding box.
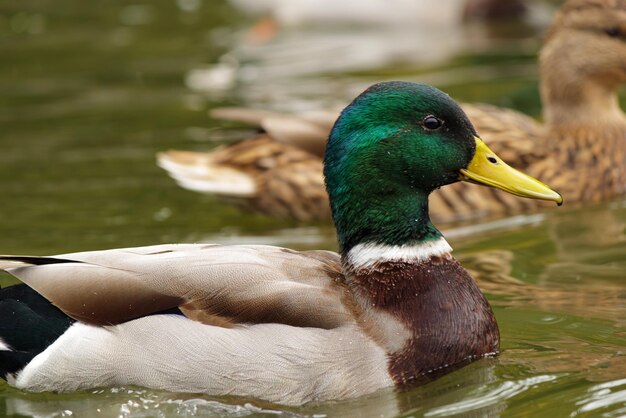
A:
[0,82,560,404]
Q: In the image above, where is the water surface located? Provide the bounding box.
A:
[1,1,625,417]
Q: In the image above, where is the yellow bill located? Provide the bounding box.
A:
[459,137,563,205]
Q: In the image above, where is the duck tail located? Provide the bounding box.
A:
[157,150,257,197]
[0,284,74,381]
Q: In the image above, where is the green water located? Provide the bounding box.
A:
[1,1,626,416]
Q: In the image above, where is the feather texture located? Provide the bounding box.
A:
[3,244,349,327]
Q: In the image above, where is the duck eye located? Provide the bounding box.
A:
[423,116,443,130]
[605,27,621,37]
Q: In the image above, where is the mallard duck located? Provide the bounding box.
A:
[158,0,626,222]
[229,0,463,26]
[229,0,528,27]
[0,82,561,405]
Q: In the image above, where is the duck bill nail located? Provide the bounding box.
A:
[459,137,563,205]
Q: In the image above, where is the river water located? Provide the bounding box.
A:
[1,1,625,417]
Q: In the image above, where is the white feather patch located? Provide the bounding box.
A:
[0,337,12,351]
[345,237,452,270]
[14,316,393,405]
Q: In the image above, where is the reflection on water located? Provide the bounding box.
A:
[2,0,626,417]
[543,205,626,282]
[3,388,304,418]
[453,202,626,417]
[576,379,626,417]
[423,374,556,417]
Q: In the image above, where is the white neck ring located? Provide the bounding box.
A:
[345,237,452,271]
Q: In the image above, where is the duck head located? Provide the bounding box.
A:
[540,0,626,126]
[324,82,562,253]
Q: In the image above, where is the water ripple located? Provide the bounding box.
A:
[424,375,558,417]
[573,378,626,417]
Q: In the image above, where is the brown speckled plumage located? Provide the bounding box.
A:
[158,0,626,221]
[208,136,328,220]
[159,136,330,220]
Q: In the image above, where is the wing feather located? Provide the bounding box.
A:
[2,244,351,328]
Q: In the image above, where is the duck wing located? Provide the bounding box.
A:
[0,244,350,328]
[210,107,339,157]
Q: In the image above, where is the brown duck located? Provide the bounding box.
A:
[158,0,626,222]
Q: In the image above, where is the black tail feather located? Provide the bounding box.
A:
[0,351,36,377]
[0,256,80,266]
[0,284,74,380]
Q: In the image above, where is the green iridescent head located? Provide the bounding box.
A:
[324,81,561,254]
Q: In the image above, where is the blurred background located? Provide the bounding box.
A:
[1,0,626,417]
[0,0,558,254]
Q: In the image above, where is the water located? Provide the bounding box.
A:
[1,0,626,416]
